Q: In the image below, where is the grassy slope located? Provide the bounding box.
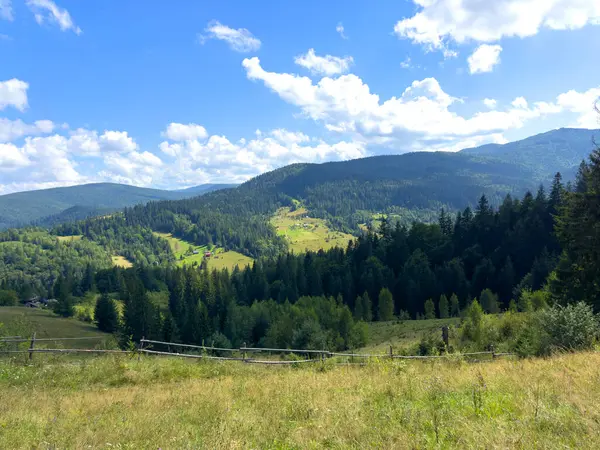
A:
[271,207,354,253]
[0,307,109,347]
[365,318,460,353]
[0,352,599,448]
[153,232,253,271]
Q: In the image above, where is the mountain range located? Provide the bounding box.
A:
[1,127,597,234]
[0,183,236,230]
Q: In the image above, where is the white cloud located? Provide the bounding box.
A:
[483,98,497,109]
[468,44,502,74]
[0,78,29,111]
[0,143,30,170]
[101,151,163,186]
[0,0,13,21]
[294,49,354,76]
[242,57,599,153]
[159,125,365,186]
[336,22,348,39]
[99,130,138,153]
[163,123,208,141]
[200,20,261,53]
[394,0,600,50]
[26,0,82,35]
[0,118,54,142]
[443,48,458,59]
[556,87,600,128]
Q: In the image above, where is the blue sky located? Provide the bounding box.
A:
[1,0,599,194]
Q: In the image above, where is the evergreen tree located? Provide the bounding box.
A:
[53,275,74,317]
[361,291,373,322]
[438,294,449,318]
[450,293,460,317]
[94,293,119,333]
[479,289,499,314]
[378,288,394,321]
[424,298,435,319]
[353,295,364,321]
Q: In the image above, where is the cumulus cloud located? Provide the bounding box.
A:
[336,22,348,39]
[0,118,54,142]
[200,20,261,52]
[468,44,502,74]
[294,49,354,76]
[26,0,82,34]
[99,130,138,153]
[0,143,30,170]
[0,78,29,111]
[483,98,497,109]
[159,124,365,186]
[242,56,599,153]
[163,123,208,141]
[0,0,13,21]
[394,0,600,51]
[556,87,600,128]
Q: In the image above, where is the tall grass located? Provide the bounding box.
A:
[1,352,599,448]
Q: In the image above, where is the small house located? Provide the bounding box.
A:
[192,250,199,255]
[204,251,212,257]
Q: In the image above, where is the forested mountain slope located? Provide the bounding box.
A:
[53,128,598,259]
[0,183,234,230]
[462,128,598,179]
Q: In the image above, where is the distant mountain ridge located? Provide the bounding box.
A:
[0,183,236,230]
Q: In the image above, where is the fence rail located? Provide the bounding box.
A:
[1,334,516,363]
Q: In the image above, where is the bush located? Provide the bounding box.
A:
[536,302,598,354]
[0,290,18,306]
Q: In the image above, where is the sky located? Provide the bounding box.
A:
[1,0,600,195]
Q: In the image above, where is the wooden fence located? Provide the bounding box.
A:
[0,335,515,364]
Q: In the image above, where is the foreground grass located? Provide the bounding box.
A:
[1,352,599,448]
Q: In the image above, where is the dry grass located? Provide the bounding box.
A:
[1,352,599,448]
[56,235,83,242]
[111,255,133,268]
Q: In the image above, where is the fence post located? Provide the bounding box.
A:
[242,342,247,362]
[390,345,393,360]
[29,332,36,361]
[491,344,496,360]
[442,326,449,349]
[138,336,145,361]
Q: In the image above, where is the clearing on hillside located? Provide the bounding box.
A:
[56,235,83,242]
[111,255,133,268]
[153,232,253,271]
[271,207,354,253]
[0,352,599,448]
[0,306,110,347]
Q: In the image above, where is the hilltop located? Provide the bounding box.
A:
[0,182,235,230]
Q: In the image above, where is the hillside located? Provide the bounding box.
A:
[0,182,235,230]
[462,127,598,179]
[56,127,598,260]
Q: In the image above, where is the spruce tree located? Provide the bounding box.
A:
[361,292,373,322]
[94,293,119,333]
[424,298,435,320]
[378,288,394,321]
[450,293,460,317]
[438,294,449,318]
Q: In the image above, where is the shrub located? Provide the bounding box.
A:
[0,290,18,306]
[536,302,598,354]
[424,299,436,320]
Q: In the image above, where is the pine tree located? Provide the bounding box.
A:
[53,275,74,317]
[450,293,460,317]
[438,294,449,318]
[378,288,394,321]
[424,298,435,320]
[361,291,373,322]
[94,293,119,333]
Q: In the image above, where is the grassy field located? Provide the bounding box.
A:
[365,317,461,353]
[154,232,253,271]
[0,306,110,348]
[56,235,83,242]
[271,207,354,253]
[0,352,599,448]
[111,255,133,268]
